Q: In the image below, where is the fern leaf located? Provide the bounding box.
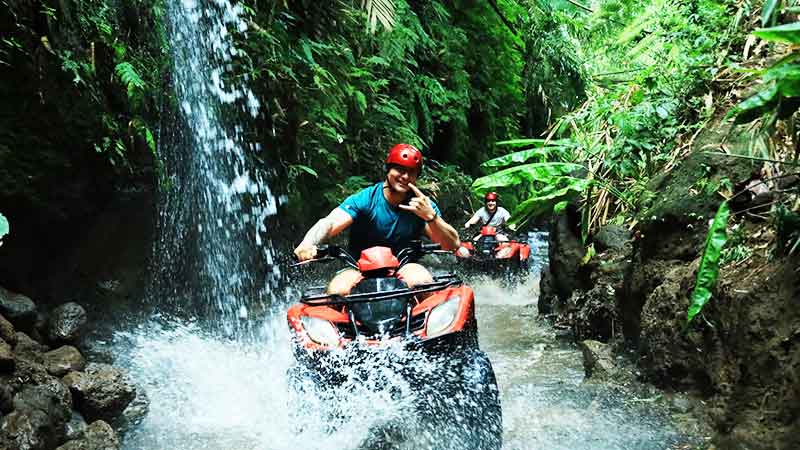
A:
[115,62,146,104]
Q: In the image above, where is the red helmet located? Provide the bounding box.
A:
[485,192,498,201]
[386,144,423,173]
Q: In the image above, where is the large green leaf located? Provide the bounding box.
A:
[753,22,800,44]
[0,213,8,245]
[471,162,585,192]
[687,201,731,324]
[482,142,575,168]
[508,177,592,227]
[761,0,782,27]
[494,138,574,148]
[730,83,779,124]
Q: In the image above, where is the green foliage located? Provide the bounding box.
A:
[240,0,526,222]
[729,19,800,127]
[486,0,745,233]
[360,0,397,33]
[115,62,147,107]
[720,222,752,265]
[471,137,592,226]
[753,21,800,44]
[687,201,731,324]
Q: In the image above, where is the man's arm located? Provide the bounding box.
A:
[294,208,353,261]
[425,215,460,251]
[464,209,482,229]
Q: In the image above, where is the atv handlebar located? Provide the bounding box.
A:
[291,241,442,269]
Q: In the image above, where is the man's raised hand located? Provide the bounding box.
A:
[399,183,437,222]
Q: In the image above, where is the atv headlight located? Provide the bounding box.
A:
[300,316,340,346]
[496,246,514,259]
[426,296,461,337]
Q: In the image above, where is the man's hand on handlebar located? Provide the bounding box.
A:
[294,242,318,262]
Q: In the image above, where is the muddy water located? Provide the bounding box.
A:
[471,275,689,450]
[107,268,693,450]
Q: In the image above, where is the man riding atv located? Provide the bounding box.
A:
[461,192,511,252]
[293,143,461,294]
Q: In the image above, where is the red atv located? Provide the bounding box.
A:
[455,226,531,273]
[287,241,502,450]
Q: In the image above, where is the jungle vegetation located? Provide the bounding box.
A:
[1,0,798,255]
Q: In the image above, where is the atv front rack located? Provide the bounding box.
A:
[300,274,462,307]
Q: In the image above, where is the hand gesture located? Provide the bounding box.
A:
[398,183,437,222]
[294,242,317,262]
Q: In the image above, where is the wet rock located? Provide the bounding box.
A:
[565,283,619,342]
[669,393,693,414]
[55,420,119,450]
[14,332,49,364]
[0,314,16,345]
[0,339,14,373]
[44,346,86,377]
[0,409,53,450]
[65,411,88,441]
[79,341,115,365]
[548,213,590,302]
[5,382,72,449]
[0,286,37,332]
[48,302,88,344]
[63,363,135,423]
[593,224,631,252]
[0,380,14,413]
[578,340,617,380]
[114,387,148,433]
[537,268,556,315]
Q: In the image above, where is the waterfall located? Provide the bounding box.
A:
[153,0,278,336]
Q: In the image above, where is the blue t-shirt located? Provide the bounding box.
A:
[339,182,441,258]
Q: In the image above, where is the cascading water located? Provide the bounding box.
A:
[154,0,278,335]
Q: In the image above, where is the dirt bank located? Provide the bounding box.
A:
[540,122,800,450]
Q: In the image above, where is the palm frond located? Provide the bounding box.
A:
[360,0,396,33]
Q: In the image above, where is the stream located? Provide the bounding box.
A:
[98,235,693,450]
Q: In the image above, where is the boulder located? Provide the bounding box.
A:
[0,380,14,413]
[0,409,53,450]
[114,387,149,433]
[13,332,49,364]
[4,381,73,449]
[565,283,619,342]
[44,346,86,377]
[55,420,119,450]
[63,363,135,423]
[578,340,618,380]
[548,214,590,302]
[0,286,36,332]
[0,339,14,372]
[64,410,88,441]
[593,224,632,252]
[0,314,15,345]
[48,303,88,344]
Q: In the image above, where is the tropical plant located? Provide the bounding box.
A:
[475,0,743,234]
[471,138,592,228]
[687,201,730,324]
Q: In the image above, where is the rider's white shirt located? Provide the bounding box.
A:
[471,206,511,227]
